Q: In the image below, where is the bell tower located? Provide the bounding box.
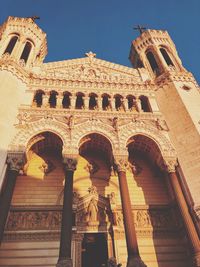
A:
[0,17,47,189]
[0,16,47,67]
[129,29,185,77]
[130,29,200,230]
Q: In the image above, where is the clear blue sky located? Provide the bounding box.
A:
[1,0,200,83]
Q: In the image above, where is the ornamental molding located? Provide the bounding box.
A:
[0,57,29,84]
[155,70,199,88]
[41,57,142,81]
[11,108,174,158]
[119,121,176,159]
[73,118,119,153]
[9,118,70,152]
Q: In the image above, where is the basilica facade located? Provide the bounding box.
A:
[0,16,199,267]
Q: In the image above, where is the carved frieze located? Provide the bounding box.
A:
[6,210,62,231]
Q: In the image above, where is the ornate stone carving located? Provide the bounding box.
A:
[63,156,78,172]
[155,118,169,131]
[163,158,178,173]
[7,152,25,172]
[114,157,129,173]
[6,210,62,231]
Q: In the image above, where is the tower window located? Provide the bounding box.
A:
[160,48,174,67]
[20,41,32,63]
[146,51,160,76]
[4,36,18,55]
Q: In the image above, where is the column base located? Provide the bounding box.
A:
[193,252,200,267]
[127,256,147,267]
[56,258,72,267]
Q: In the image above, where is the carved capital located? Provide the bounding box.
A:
[163,158,178,173]
[114,156,129,173]
[63,156,78,172]
[7,152,25,172]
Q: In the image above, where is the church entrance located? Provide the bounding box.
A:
[81,233,108,267]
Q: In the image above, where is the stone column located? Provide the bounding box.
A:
[57,93,63,108]
[135,97,142,112]
[0,152,24,243]
[70,95,76,109]
[166,161,200,267]
[43,93,49,108]
[84,95,89,109]
[114,157,147,267]
[111,96,116,111]
[124,98,129,112]
[57,156,78,267]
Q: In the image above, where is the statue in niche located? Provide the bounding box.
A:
[87,197,98,223]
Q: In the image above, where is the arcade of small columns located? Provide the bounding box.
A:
[0,132,200,267]
[32,90,152,112]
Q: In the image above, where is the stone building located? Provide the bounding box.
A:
[0,16,199,267]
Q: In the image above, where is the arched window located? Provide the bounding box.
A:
[20,41,32,63]
[75,93,85,109]
[89,93,98,110]
[49,91,58,108]
[146,51,160,76]
[4,36,18,55]
[127,95,136,111]
[102,94,111,110]
[62,92,71,108]
[160,48,174,67]
[33,90,45,107]
[139,95,152,112]
[115,94,124,111]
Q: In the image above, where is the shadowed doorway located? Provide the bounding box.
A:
[82,233,108,267]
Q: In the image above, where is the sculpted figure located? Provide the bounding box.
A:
[87,197,98,222]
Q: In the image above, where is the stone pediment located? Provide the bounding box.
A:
[40,53,142,83]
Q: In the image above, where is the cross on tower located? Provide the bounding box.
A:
[133,25,146,34]
[26,16,40,22]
